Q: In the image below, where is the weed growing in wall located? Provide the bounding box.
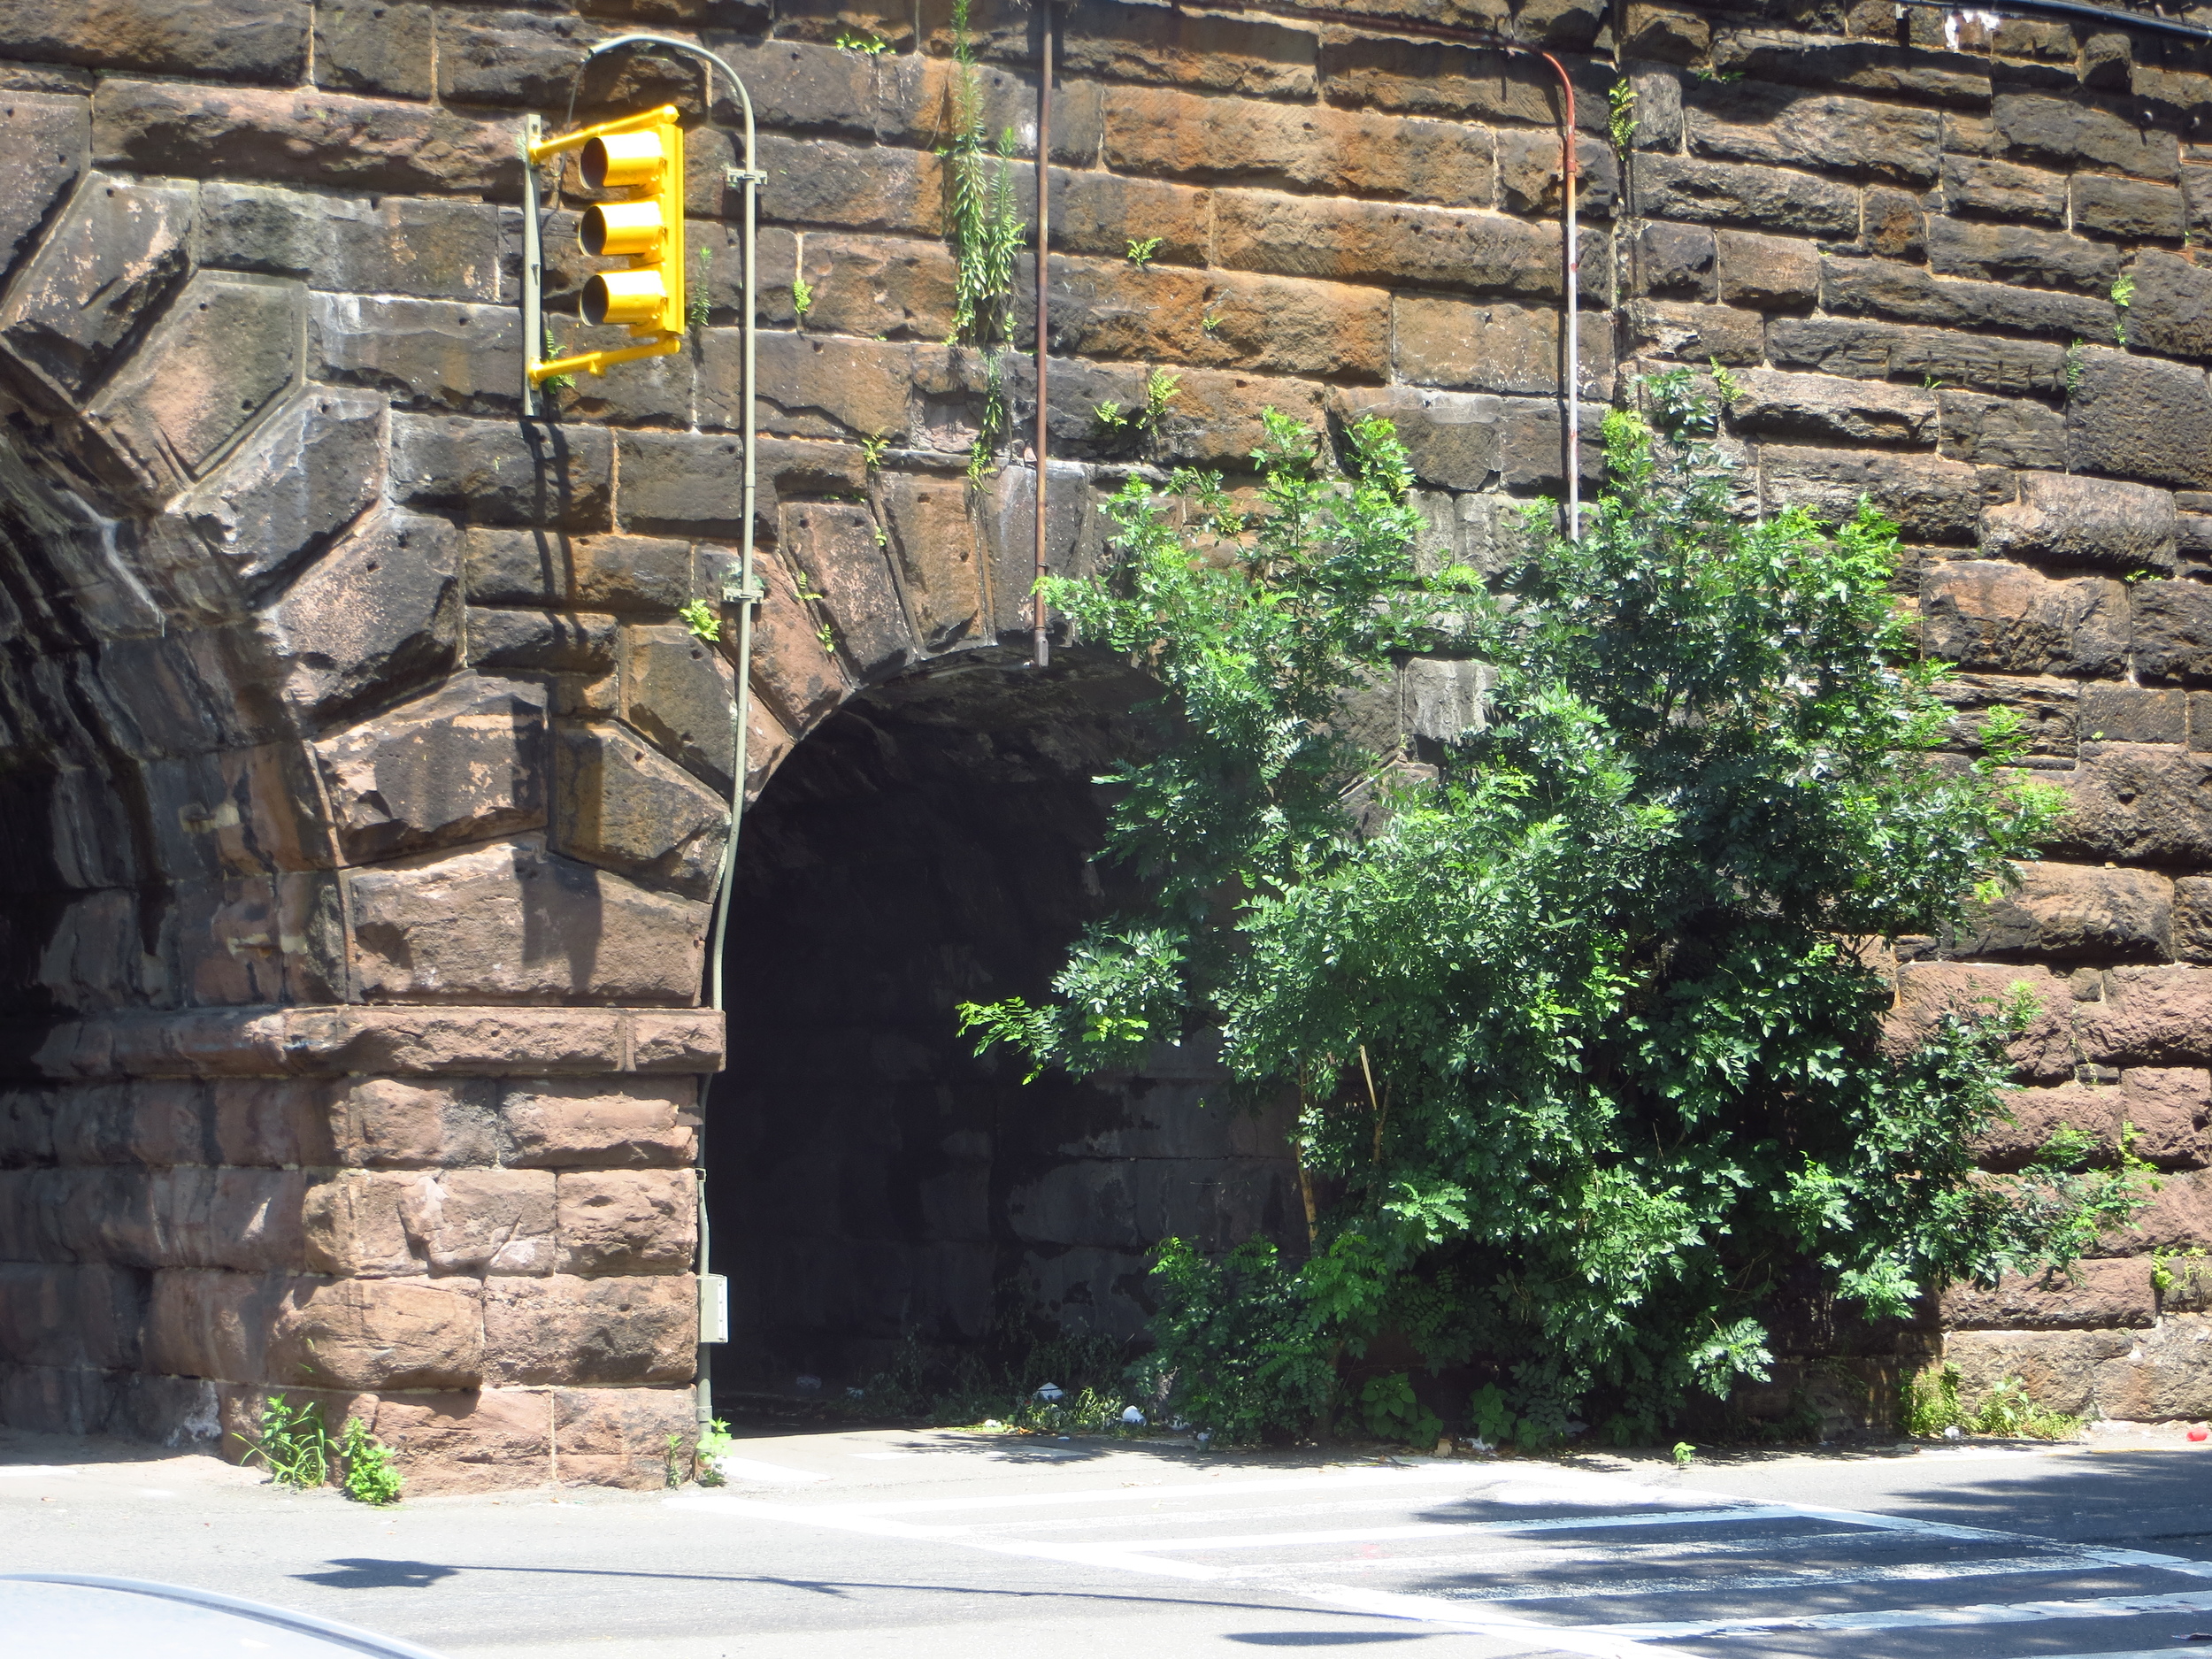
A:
[941,0,1025,480]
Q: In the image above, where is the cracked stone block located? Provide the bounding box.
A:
[399,1169,557,1277]
[0,174,192,396]
[262,509,460,722]
[551,720,728,900]
[554,1170,696,1276]
[0,93,88,287]
[315,676,548,864]
[85,272,303,499]
[184,389,386,588]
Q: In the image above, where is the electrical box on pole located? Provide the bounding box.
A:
[522,104,686,398]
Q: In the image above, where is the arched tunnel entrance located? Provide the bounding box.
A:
[705,649,1302,1400]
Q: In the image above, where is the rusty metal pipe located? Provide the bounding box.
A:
[1033,5,1054,668]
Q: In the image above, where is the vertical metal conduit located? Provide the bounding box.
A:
[1033,5,1055,669]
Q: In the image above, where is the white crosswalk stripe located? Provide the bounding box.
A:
[670,1458,2212,1659]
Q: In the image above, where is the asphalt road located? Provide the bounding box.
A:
[5,1421,2212,1659]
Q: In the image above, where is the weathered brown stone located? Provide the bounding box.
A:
[781,503,916,680]
[0,175,192,399]
[1632,221,1716,302]
[144,1267,292,1381]
[872,470,984,652]
[1330,387,1498,492]
[93,80,523,196]
[1064,0,1317,101]
[480,1273,693,1386]
[1049,168,1210,268]
[2101,1167,2212,1257]
[1993,93,2178,182]
[332,1078,498,1169]
[362,1386,549,1494]
[1932,674,2077,766]
[1941,154,2066,225]
[551,720,727,900]
[3,0,307,82]
[303,1170,422,1278]
[720,332,916,445]
[1632,155,1860,238]
[1156,368,1330,472]
[271,1276,483,1390]
[2068,347,2212,490]
[1936,393,2066,471]
[1713,231,1819,311]
[1394,296,1610,396]
[1920,563,2129,678]
[0,94,89,288]
[1770,319,2067,397]
[798,233,957,342]
[499,1078,695,1170]
[400,1168,557,1276]
[621,623,741,788]
[2132,580,2212,685]
[393,414,611,532]
[1927,219,2118,296]
[550,1385,696,1489]
[2075,964,2212,1067]
[1495,129,1617,219]
[1620,299,1764,366]
[1761,445,1978,542]
[1941,1260,2157,1331]
[1686,90,1939,187]
[555,1170,695,1275]
[1212,188,1570,297]
[1822,257,2117,342]
[1725,369,1933,446]
[1981,472,2177,576]
[1957,863,2171,965]
[265,510,463,721]
[315,677,547,864]
[345,838,706,1006]
[1886,962,2073,1082]
[2175,877,2212,967]
[2079,684,2186,746]
[314,2,434,100]
[202,183,501,302]
[2127,250,2212,361]
[2056,746,2212,867]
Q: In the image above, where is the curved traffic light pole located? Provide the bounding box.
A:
[521,37,764,1445]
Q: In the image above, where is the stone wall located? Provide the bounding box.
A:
[2,0,2210,1485]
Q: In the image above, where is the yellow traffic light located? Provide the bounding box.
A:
[526,104,685,382]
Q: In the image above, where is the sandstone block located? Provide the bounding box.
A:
[1709,32,1991,106]
[1315,35,1587,126]
[1102,85,1493,210]
[2079,684,2185,746]
[2057,746,2212,867]
[1926,218,2119,296]
[1069,267,1391,385]
[480,1274,693,1386]
[1331,387,1500,492]
[1151,368,1330,471]
[2100,1167,2212,1256]
[359,1385,549,1494]
[1623,4,1707,62]
[1941,154,2066,224]
[0,175,192,398]
[1064,0,1317,100]
[312,293,518,418]
[1980,1067,2210,1172]
[715,332,915,445]
[272,1276,483,1391]
[1979,472,2177,577]
[346,837,706,1006]
[2076,964,2212,1066]
[2131,580,2212,685]
[1936,392,2065,471]
[1762,445,1978,542]
[1975,1080,2123,1170]
[1958,862,2171,964]
[1632,221,1715,302]
[782,502,917,680]
[1941,1259,2156,1330]
[973,457,1107,635]
[746,562,852,735]
[2125,250,2212,362]
[616,431,856,541]
[2175,878,2212,967]
[2,0,306,84]
[314,675,547,864]
[1770,319,2066,398]
[1920,562,2128,677]
[1993,93,2177,181]
[873,469,985,652]
[2074,174,2185,243]
[436,8,598,108]
[1886,961,2073,1082]
[314,2,434,99]
[1933,673,2077,765]
[83,271,302,497]
[0,94,89,288]
[556,1169,696,1275]
[1211,188,1568,298]
[1620,299,1763,367]
[333,1077,499,1169]
[1395,296,1610,396]
[758,131,938,235]
[1049,168,1210,269]
[264,510,463,723]
[798,234,957,342]
[1712,231,1819,311]
[2118,1066,2212,1168]
[621,622,741,787]
[499,1078,695,1169]
[550,1385,697,1488]
[551,720,727,899]
[1686,89,1938,187]
[0,1263,144,1371]
[1724,369,1933,446]
[184,390,386,588]
[1496,129,1617,219]
[399,1168,557,1276]
[392,414,612,532]
[467,609,614,676]
[203,183,500,302]
[144,1267,291,1381]
[463,530,693,616]
[303,1170,424,1277]
[98,76,520,195]
[2069,349,2212,490]
[1942,1326,2131,1416]
[1821,257,2116,342]
[1632,155,1859,238]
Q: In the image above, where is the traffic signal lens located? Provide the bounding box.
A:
[582,269,670,327]
[581,130,667,191]
[580,200,666,258]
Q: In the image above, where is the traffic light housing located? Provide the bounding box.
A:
[526,104,685,383]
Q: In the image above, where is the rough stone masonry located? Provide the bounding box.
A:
[1,0,2209,1489]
